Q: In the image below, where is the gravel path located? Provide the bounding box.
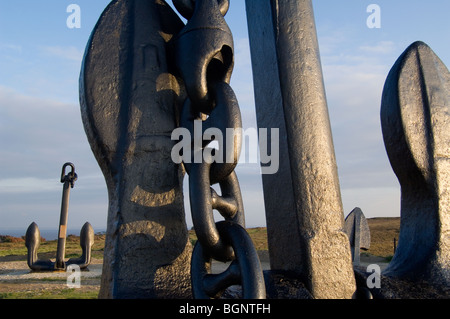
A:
[0,259,103,280]
[0,259,103,296]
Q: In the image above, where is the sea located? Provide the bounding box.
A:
[0,227,106,241]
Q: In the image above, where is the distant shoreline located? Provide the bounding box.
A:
[0,217,401,242]
[0,228,106,241]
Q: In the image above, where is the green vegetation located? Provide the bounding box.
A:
[189,227,268,251]
[0,219,400,260]
[365,217,400,258]
[0,234,106,260]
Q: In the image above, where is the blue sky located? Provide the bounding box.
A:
[0,1,449,233]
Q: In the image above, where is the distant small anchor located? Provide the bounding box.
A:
[25,163,94,271]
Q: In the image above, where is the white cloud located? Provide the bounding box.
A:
[39,45,84,62]
[317,27,354,56]
[317,38,401,196]
[0,43,22,54]
[341,187,400,218]
[230,37,256,115]
[0,85,98,180]
[234,37,253,70]
[0,85,107,229]
[359,41,396,55]
[0,177,60,194]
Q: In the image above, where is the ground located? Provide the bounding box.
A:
[0,258,103,299]
[0,218,397,299]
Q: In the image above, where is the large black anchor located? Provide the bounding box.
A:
[25,163,94,271]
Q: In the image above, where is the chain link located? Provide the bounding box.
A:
[173,0,265,299]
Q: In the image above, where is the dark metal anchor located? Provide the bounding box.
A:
[25,163,94,271]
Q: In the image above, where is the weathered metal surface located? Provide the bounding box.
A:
[246,0,356,298]
[191,221,265,299]
[173,0,265,299]
[25,163,94,271]
[245,0,300,275]
[381,41,450,287]
[344,207,371,265]
[79,0,191,298]
[174,0,233,113]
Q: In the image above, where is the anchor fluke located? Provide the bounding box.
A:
[25,222,54,271]
[66,222,95,269]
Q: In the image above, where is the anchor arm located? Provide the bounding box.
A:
[66,222,95,269]
[25,222,54,271]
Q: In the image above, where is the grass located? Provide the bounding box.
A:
[365,217,400,258]
[1,219,400,261]
[0,234,106,261]
[188,227,269,251]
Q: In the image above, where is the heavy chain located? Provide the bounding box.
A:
[173,0,266,299]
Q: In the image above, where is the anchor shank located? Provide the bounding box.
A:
[56,180,71,269]
[246,0,356,298]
